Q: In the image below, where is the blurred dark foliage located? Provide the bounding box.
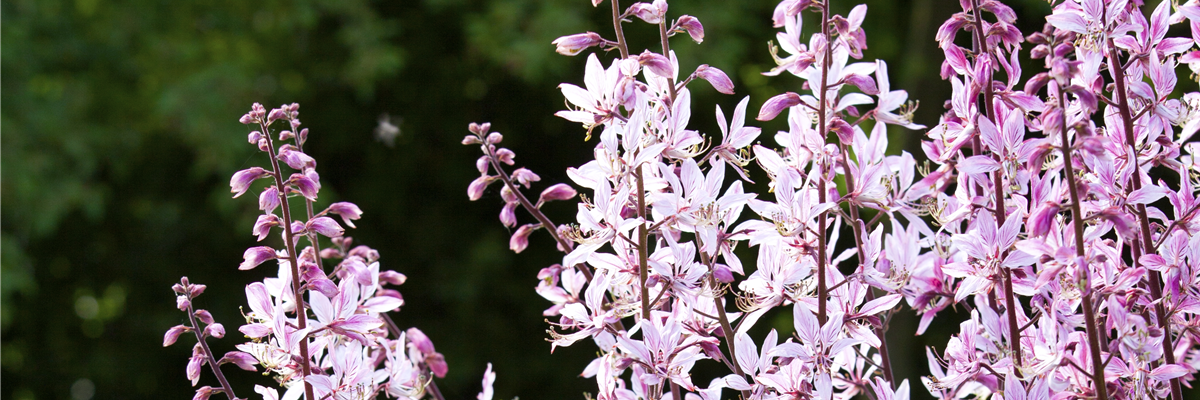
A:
[8,0,1151,399]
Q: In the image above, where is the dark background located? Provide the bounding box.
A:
[8,0,1187,399]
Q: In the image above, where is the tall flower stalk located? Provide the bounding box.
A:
[470,0,1200,399]
[168,103,495,400]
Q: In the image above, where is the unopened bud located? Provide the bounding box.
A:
[694,65,734,94]
[757,92,802,121]
[240,246,278,270]
[510,224,539,253]
[637,50,674,78]
[676,15,704,43]
[164,325,189,347]
[552,32,605,56]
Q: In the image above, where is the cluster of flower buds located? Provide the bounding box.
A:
[164,277,246,400]
[169,103,495,400]
[471,0,1200,399]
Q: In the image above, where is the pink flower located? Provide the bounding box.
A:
[675,15,704,43]
[756,92,801,121]
[693,65,734,94]
[322,202,363,229]
[239,246,277,270]
[230,167,270,198]
[553,32,605,56]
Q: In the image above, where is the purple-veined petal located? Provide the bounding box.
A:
[240,246,277,270]
[959,155,1001,175]
[221,351,257,371]
[1128,185,1170,205]
[757,92,802,121]
[164,325,189,347]
[694,65,734,94]
[1151,364,1188,381]
[307,217,344,238]
[676,15,704,43]
[231,167,270,198]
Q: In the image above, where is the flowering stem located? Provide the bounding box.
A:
[637,164,651,321]
[815,0,832,327]
[261,122,315,400]
[837,149,895,386]
[1106,42,1183,400]
[611,0,629,58]
[658,20,678,101]
[482,146,591,280]
[697,238,752,400]
[293,140,323,258]
[186,301,237,399]
[967,0,1023,372]
[1057,88,1108,400]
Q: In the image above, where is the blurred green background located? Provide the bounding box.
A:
[5,0,1150,399]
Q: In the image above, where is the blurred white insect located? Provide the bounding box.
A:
[375,114,402,147]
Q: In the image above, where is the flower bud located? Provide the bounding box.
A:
[510,224,539,253]
[469,122,492,136]
[252,214,280,241]
[844,74,878,95]
[829,117,854,144]
[538,183,578,205]
[172,283,186,294]
[486,132,503,144]
[279,130,295,141]
[277,145,316,170]
[267,108,288,124]
[310,278,339,298]
[427,352,449,378]
[297,128,309,145]
[627,1,666,24]
[307,216,345,238]
[187,351,205,385]
[239,323,272,339]
[204,323,225,339]
[757,92,802,121]
[713,265,734,283]
[500,202,518,228]
[552,32,605,56]
[289,172,320,200]
[164,325,189,347]
[637,50,674,78]
[230,167,270,198]
[188,284,206,297]
[495,148,516,165]
[1027,201,1060,238]
[240,246,278,270]
[193,386,216,400]
[694,65,734,94]
[468,176,496,201]
[348,245,380,262]
[407,327,436,354]
[463,135,483,145]
[221,351,257,371]
[676,15,704,43]
[324,202,363,229]
[248,131,263,144]
[194,309,214,325]
[511,168,540,188]
[177,295,191,311]
[258,186,280,214]
[380,270,408,285]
